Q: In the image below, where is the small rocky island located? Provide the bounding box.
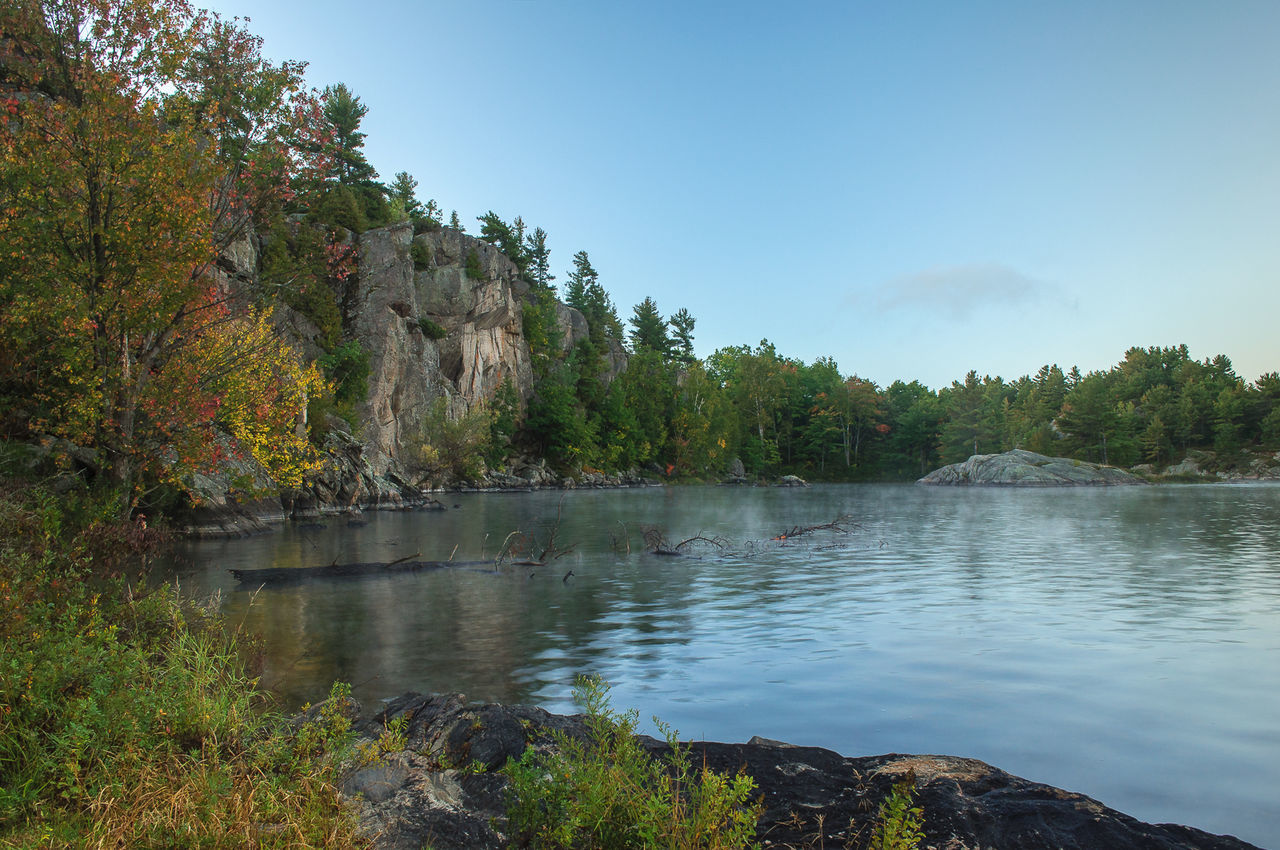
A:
[332,692,1258,850]
[919,449,1147,486]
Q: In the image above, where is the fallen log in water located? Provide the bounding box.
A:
[229,559,493,584]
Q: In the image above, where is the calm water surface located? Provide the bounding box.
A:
[165,483,1280,848]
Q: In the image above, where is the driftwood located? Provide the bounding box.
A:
[773,514,860,540]
[229,559,492,585]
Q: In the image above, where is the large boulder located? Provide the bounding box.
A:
[920,449,1146,486]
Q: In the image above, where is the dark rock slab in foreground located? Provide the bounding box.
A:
[335,692,1257,850]
[920,449,1147,486]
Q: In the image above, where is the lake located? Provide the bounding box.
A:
[164,483,1280,848]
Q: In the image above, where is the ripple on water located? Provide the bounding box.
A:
[165,483,1280,848]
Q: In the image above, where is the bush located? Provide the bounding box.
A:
[0,483,365,847]
[504,676,761,849]
[409,397,492,485]
[870,774,925,850]
[465,248,485,281]
[411,240,432,271]
[417,316,447,340]
[308,185,366,233]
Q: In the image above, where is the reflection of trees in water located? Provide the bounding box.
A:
[168,484,1280,710]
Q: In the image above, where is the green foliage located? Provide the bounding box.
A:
[504,676,761,850]
[309,184,368,233]
[525,226,556,291]
[411,240,432,271]
[524,363,598,469]
[565,250,623,344]
[477,211,530,276]
[262,224,343,350]
[870,776,925,850]
[0,483,364,846]
[321,82,376,187]
[628,296,672,356]
[465,249,485,281]
[417,316,448,340]
[409,398,492,484]
[312,341,370,429]
[670,308,697,365]
[523,287,565,374]
[485,377,521,468]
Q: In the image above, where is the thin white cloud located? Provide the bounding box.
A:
[876,263,1047,316]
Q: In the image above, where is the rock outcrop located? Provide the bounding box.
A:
[332,692,1259,850]
[920,449,1146,486]
[182,222,632,534]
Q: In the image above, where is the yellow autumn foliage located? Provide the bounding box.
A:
[171,309,329,489]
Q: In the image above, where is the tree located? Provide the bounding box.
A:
[669,308,696,365]
[628,297,670,356]
[563,250,621,343]
[524,227,555,292]
[389,171,424,221]
[477,210,528,275]
[882,381,942,477]
[0,0,323,511]
[321,82,374,185]
[1058,372,1119,464]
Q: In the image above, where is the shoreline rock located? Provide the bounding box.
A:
[332,692,1259,850]
[920,449,1147,486]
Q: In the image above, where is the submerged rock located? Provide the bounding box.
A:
[338,693,1258,850]
[920,449,1146,486]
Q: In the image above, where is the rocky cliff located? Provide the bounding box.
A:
[182,222,614,535]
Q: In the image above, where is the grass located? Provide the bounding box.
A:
[0,479,368,848]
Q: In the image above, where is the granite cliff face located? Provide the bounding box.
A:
[347,224,539,475]
[182,222,611,534]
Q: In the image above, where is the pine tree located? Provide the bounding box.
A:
[670,308,696,365]
[321,83,377,185]
[525,227,555,292]
[628,297,671,356]
[389,171,424,221]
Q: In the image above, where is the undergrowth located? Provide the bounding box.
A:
[504,675,762,849]
[0,479,367,848]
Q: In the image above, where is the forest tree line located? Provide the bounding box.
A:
[3,1,1278,524]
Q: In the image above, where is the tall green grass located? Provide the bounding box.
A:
[0,481,366,848]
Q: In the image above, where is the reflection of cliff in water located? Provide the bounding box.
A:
[162,484,1280,847]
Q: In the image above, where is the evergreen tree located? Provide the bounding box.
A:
[389,171,424,221]
[670,308,696,365]
[525,227,555,292]
[628,297,671,356]
[322,83,376,185]
[564,251,621,343]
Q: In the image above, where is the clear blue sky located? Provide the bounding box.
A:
[201,0,1280,389]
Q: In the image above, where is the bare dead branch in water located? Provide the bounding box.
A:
[497,495,577,568]
[675,533,729,550]
[773,514,861,541]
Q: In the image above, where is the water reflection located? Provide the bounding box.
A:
[164,483,1280,847]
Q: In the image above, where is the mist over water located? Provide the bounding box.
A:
[165,483,1280,847]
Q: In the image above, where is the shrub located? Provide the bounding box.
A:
[411,240,432,271]
[465,248,485,281]
[409,397,492,485]
[870,774,925,850]
[0,484,365,846]
[417,316,447,340]
[504,676,761,849]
